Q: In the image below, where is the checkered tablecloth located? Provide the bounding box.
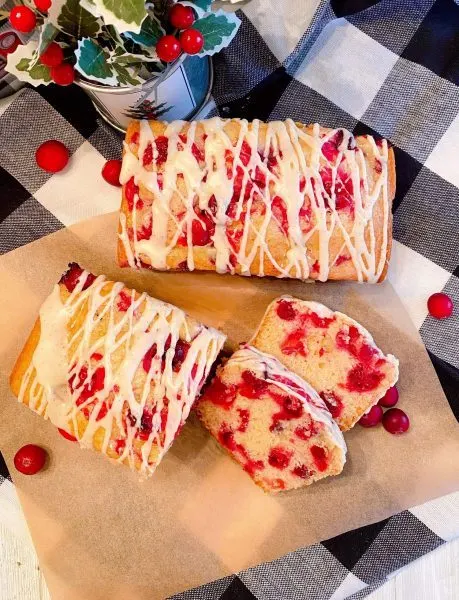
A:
[1,1,458,599]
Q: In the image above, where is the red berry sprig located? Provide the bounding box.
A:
[51,63,75,86]
[34,0,51,12]
[102,159,122,187]
[14,444,47,475]
[156,34,182,63]
[180,28,204,55]
[40,42,64,67]
[36,140,69,173]
[169,3,195,29]
[9,6,36,33]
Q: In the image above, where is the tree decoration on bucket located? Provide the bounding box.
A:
[6,1,241,87]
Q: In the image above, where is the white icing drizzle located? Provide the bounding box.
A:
[18,270,226,476]
[119,118,390,283]
[232,345,347,456]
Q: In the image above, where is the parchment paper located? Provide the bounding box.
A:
[0,212,458,600]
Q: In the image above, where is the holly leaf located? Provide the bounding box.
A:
[75,38,118,85]
[112,63,143,86]
[89,0,147,34]
[124,14,164,47]
[49,0,101,38]
[193,10,241,56]
[36,22,59,58]
[6,42,52,87]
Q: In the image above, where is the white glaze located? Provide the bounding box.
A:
[18,270,226,476]
[119,118,390,283]
[231,345,347,456]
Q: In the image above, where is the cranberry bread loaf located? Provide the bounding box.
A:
[118,118,395,282]
[196,345,347,492]
[10,263,225,476]
[250,296,399,431]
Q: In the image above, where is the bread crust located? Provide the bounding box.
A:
[117,120,395,282]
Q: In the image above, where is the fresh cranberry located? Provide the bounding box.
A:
[358,404,383,427]
[382,408,410,434]
[59,263,96,293]
[292,464,311,479]
[379,386,399,408]
[58,428,77,442]
[169,4,195,29]
[36,140,69,173]
[9,6,36,32]
[320,391,344,418]
[51,63,75,86]
[102,159,122,187]
[14,445,47,475]
[427,293,454,319]
[310,445,328,472]
[40,42,63,67]
[34,0,51,11]
[156,35,181,62]
[268,447,292,470]
[276,299,297,321]
[180,28,204,55]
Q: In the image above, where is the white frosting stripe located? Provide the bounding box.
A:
[119,118,391,283]
[18,269,226,476]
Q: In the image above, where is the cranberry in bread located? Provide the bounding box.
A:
[250,296,399,431]
[196,345,347,492]
[9,263,226,476]
[118,118,395,282]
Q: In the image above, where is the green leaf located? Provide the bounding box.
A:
[59,0,101,37]
[75,38,117,85]
[36,22,59,56]
[193,10,241,56]
[124,14,164,47]
[112,63,142,86]
[6,41,52,87]
[91,0,147,34]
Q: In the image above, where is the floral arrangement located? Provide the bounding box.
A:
[5,0,241,87]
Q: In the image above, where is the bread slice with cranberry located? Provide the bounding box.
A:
[250,296,399,431]
[10,263,226,476]
[196,345,347,493]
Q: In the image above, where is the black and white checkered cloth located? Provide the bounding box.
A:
[1,1,458,598]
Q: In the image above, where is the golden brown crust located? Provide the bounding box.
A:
[10,318,41,399]
[117,120,395,283]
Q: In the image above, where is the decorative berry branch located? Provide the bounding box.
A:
[5,0,241,87]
